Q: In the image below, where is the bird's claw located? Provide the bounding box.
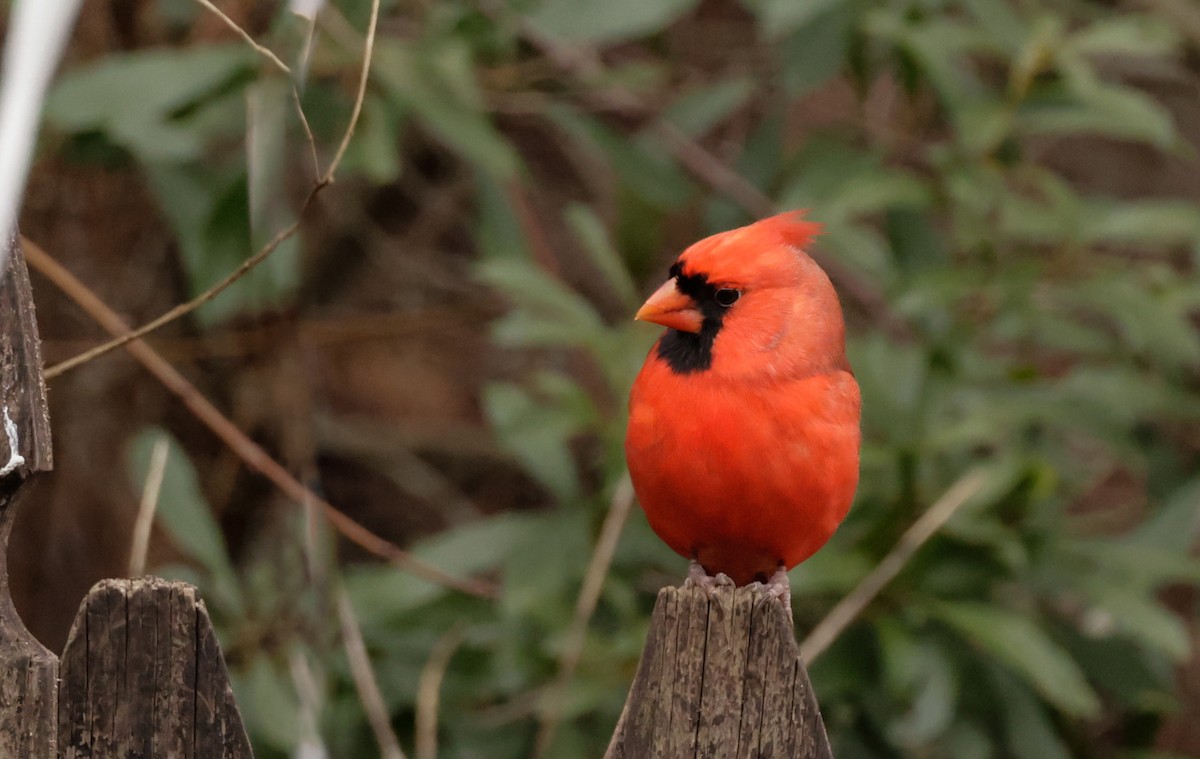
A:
[683,560,734,597]
[752,565,793,621]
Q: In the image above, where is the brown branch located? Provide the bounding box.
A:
[192,0,292,75]
[23,237,496,599]
[128,434,170,577]
[293,84,322,182]
[798,468,990,663]
[533,475,637,758]
[47,0,383,380]
[322,0,380,182]
[415,624,466,759]
[339,588,410,759]
[45,212,306,380]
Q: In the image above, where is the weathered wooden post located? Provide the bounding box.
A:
[606,584,833,759]
[0,228,58,757]
[0,231,254,756]
[58,578,253,758]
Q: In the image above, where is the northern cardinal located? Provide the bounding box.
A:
[625,212,861,605]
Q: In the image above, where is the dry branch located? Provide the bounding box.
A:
[24,236,495,599]
[46,0,381,380]
[799,467,989,663]
[534,476,636,758]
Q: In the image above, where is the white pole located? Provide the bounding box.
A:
[0,0,84,271]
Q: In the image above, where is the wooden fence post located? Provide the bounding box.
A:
[0,228,58,757]
[58,578,253,758]
[606,583,833,759]
[0,232,254,756]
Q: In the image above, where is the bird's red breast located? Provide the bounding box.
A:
[625,212,861,585]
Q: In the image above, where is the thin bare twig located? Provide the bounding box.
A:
[289,11,321,178]
[533,475,636,758]
[45,213,304,379]
[322,0,380,182]
[24,237,496,599]
[289,649,330,757]
[293,84,322,181]
[128,435,170,577]
[799,468,991,663]
[416,624,466,759]
[193,0,292,75]
[48,0,382,379]
[339,588,410,759]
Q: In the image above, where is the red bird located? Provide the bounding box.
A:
[625,212,861,606]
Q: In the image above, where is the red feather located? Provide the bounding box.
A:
[625,212,860,585]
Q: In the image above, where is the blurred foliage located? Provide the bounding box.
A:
[53,0,1200,756]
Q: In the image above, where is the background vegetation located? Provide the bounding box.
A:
[10,0,1200,757]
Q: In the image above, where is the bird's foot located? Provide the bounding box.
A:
[753,564,793,620]
[683,560,734,596]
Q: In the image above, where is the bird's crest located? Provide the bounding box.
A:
[755,211,822,251]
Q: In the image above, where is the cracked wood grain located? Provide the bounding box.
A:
[0,227,56,757]
[606,584,833,759]
[58,578,253,758]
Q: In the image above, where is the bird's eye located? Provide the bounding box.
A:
[715,288,741,307]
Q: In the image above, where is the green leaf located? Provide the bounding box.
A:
[1066,277,1200,369]
[548,104,694,208]
[564,204,639,309]
[480,257,605,348]
[128,430,222,572]
[959,0,1027,52]
[1086,587,1191,660]
[1062,15,1181,57]
[1062,631,1174,711]
[1010,15,1065,97]
[343,513,543,622]
[996,167,1084,244]
[866,14,995,107]
[663,77,755,137]
[1018,78,1181,150]
[790,547,873,595]
[778,4,851,96]
[938,722,994,759]
[847,334,928,445]
[483,379,591,499]
[990,667,1073,759]
[952,99,1014,154]
[878,621,958,746]
[1080,199,1200,247]
[232,657,302,751]
[374,39,518,178]
[886,209,949,276]
[933,602,1101,717]
[127,429,243,611]
[144,155,301,324]
[527,0,700,44]
[1134,477,1200,551]
[246,77,293,248]
[1062,539,1200,589]
[475,173,533,262]
[46,45,253,162]
[340,92,405,184]
[741,0,842,37]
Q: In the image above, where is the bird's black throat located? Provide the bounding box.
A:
[656,265,728,374]
[657,326,719,373]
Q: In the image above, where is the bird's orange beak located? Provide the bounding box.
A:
[635,279,703,333]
